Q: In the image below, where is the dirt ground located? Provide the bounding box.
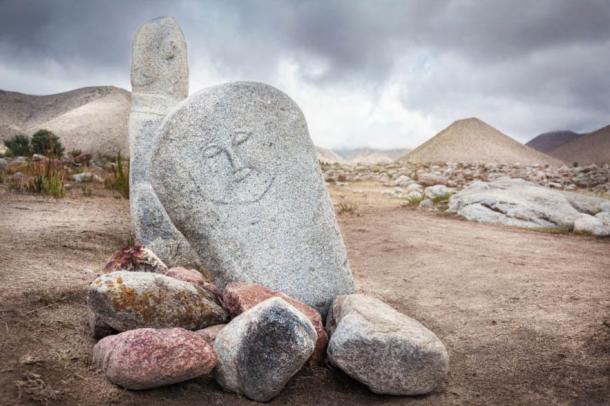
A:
[0,182,609,405]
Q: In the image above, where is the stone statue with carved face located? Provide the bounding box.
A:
[129,16,200,268]
[151,82,355,315]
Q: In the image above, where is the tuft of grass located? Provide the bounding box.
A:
[104,152,129,199]
[8,160,65,197]
[336,202,359,215]
[404,194,424,206]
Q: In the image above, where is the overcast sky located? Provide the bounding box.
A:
[1,0,608,149]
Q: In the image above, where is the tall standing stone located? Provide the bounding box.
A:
[129,16,200,267]
[150,82,355,315]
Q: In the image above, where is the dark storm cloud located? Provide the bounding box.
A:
[0,0,608,142]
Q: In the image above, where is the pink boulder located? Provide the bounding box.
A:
[196,324,226,344]
[92,328,216,390]
[223,282,328,364]
[165,267,206,286]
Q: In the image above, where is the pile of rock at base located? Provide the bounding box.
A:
[86,245,449,401]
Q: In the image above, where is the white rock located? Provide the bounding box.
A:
[573,214,610,236]
[326,294,448,395]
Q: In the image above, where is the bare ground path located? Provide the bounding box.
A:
[0,186,608,405]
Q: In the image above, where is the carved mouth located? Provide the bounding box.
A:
[187,168,276,205]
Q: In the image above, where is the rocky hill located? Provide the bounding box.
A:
[0,86,130,155]
[316,147,345,164]
[548,124,610,165]
[526,131,582,153]
[401,118,562,165]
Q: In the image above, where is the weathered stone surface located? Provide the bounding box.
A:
[223,282,328,364]
[326,294,449,395]
[93,328,216,390]
[574,213,610,236]
[87,271,228,331]
[87,310,117,339]
[418,173,448,186]
[196,324,226,344]
[165,266,206,286]
[214,297,316,402]
[103,243,168,274]
[151,81,355,315]
[448,178,586,229]
[129,16,199,268]
[424,185,454,199]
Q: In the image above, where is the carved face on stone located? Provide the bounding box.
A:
[191,125,275,204]
[154,82,312,207]
[131,16,188,99]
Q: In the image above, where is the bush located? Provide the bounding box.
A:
[8,160,65,198]
[104,152,129,199]
[4,134,32,157]
[31,129,64,158]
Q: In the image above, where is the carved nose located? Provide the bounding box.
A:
[233,167,252,182]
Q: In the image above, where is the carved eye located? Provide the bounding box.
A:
[233,129,252,145]
[203,145,222,158]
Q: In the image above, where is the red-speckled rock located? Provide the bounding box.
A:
[93,328,217,390]
[165,267,206,286]
[223,282,328,364]
[196,324,226,344]
[103,243,168,274]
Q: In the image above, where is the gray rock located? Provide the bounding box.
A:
[129,16,200,268]
[574,213,610,236]
[419,198,434,209]
[214,297,317,402]
[151,82,355,315]
[87,271,228,331]
[600,201,610,213]
[326,294,449,395]
[448,178,584,229]
[424,185,454,200]
[418,173,448,186]
[0,158,7,171]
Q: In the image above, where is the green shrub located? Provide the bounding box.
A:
[4,134,32,157]
[405,194,424,206]
[31,129,64,158]
[104,152,129,199]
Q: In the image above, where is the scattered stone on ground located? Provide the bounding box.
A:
[223,282,328,364]
[102,243,168,274]
[214,297,317,402]
[93,328,217,390]
[326,294,449,395]
[87,271,228,331]
[151,81,355,315]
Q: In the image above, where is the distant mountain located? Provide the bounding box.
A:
[0,86,130,155]
[316,147,345,164]
[400,117,561,165]
[548,124,610,165]
[335,147,410,164]
[526,131,583,153]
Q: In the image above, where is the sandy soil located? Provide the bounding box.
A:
[0,182,609,405]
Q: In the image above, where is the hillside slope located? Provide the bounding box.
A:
[401,118,562,165]
[0,86,130,155]
[548,124,610,165]
[526,131,582,153]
